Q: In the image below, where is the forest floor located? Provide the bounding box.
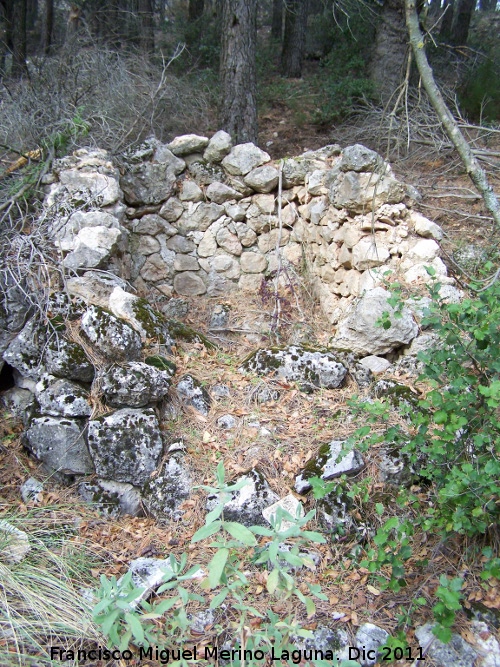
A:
[1,103,500,666]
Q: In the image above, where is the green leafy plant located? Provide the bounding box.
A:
[360,517,413,592]
[431,576,464,643]
[93,463,340,665]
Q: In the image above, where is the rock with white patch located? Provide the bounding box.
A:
[79,479,143,517]
[142,458,192,520]
[207,468,279,527]
[24,416,94,475]
[295,440,364,493]
[88,408,163,486]
[240,345,347,390]
[99,361,173,408]
[81,305,142,360]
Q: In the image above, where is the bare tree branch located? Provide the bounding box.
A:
[404,0,500,228]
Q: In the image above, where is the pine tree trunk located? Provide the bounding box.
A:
[405,0,500,228]
[219,0,258,144]
[12,0,28,77]
[188,0,204,22]
[450,0,475,45]
[271,0,282,41]
[281,0,308,78]
[44,0,54,53]
[369,0,408,102]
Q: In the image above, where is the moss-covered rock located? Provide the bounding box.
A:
[175,374,211,415]
[79,479,143,517]
[206,468,279,527]
[99,361,173,408]
[87,408,163,486]
[295,440,364,493]
[44,337,94,383]
[81,305,142,361]
[240,345,347,391]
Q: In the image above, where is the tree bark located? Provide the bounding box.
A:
[188,0,204,22]
[450,0,475,45]
[11,0,28,77]
[44,0,54,54]
[271,0,282,41]
[281,0,308,78]
[370,0,408,103]
[219,0,258,144]
[439,0,454,39]
[405,0,500,228]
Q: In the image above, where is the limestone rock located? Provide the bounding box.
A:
[142,458,191,520]
[83,305,142,360]
[295,440,364,493]
[57,169,121,207]
[411,211,443,240]
[181,202,225,232]
[121,557,173,606]
[159,199,184,223]
[206,182,242,204]
[108,287,172,344]
[79,479,143,517]
[206,468,279,527]
[244,165,279,193]
[355,623,390,667]
[222,144,271,176]
[63,226,122,270]
[340,144,384,173]
[179,180,204,202]
[0,520,31,564]
[173,272,207,296]
[52,210,121,252]
[217,414,239,430]
[99,361,173,408]
[88,408,163,486]
[216,228,242,256]
[140,253,172,282]
[20,477,43,504]
[358,355,392,374]
[65,272,129,309]
[234,222,257,247]
[415,624,478,667]
[204,130,233,163]
[167,134,209,156]
[3,318,47,381]
[35,375,91,417]
[330,288,418,355]
[24,416,94,474]
[240,251,267,273]
[176,374,211,415]
[262,494,304,531]
[351,237,390,270]
[151,146,186,174]
[240,345,347,390]
[174,255,200,271]
[332,171,406,213]
[120,163,177,206]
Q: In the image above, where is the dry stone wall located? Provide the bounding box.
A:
[43,133,453,325]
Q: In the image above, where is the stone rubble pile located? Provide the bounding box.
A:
[1,134,494,667]
[40,134,456,325]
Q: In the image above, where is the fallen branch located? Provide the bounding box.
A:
[404,0,500,228]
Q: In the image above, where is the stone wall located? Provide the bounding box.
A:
[43,132,452,325]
